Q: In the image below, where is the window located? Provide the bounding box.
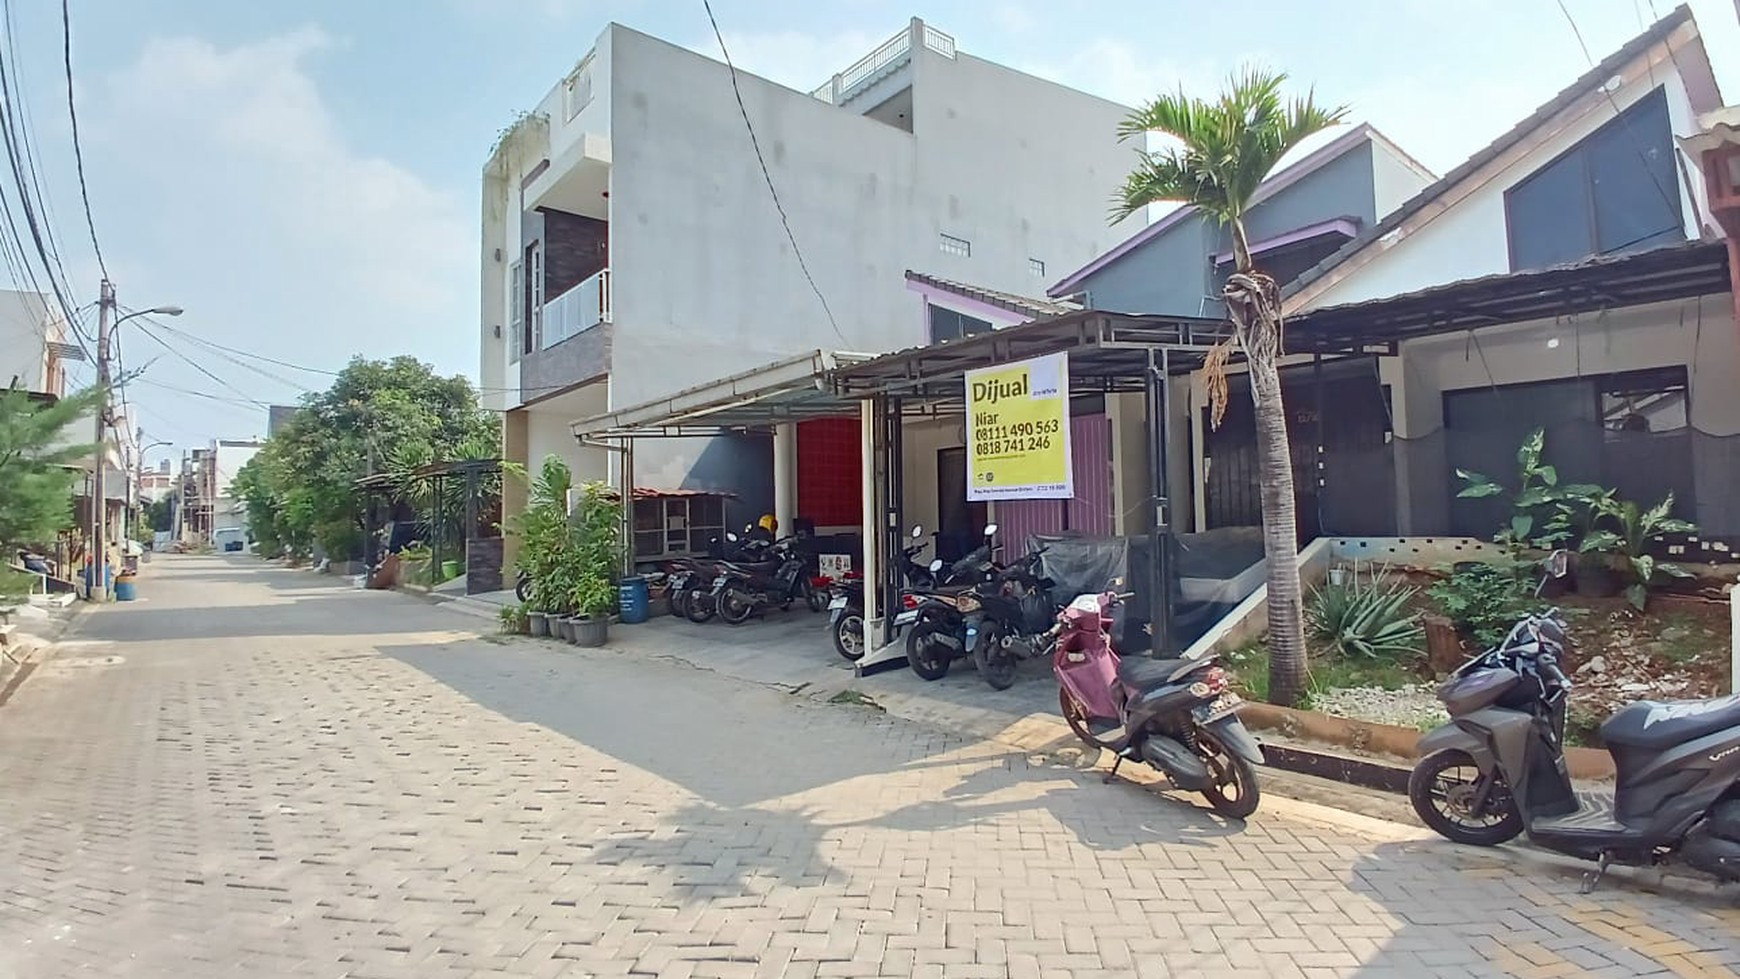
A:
[1602,367,1688,436]
[1028,258,1045,277]
[1505,87,1682,271]
[928,304,992,343]
[508,261,524,363]
[525,241,543,353]
[939,233,970,258]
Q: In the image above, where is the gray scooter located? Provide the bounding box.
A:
[1410,550,1740,889]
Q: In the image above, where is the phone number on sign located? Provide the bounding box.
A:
[974,418,1061,442]
[975,434,1054,456]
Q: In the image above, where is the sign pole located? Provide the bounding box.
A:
[1146,347,1174,656]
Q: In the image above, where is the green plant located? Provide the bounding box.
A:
[566,480,624,618]
[498,603,528,634]
[1427,561,1537,649]
[1578,492,1696,611]
[0,385,103,550]
[1307,566,1424,660]
[1454,428,1573,550]
[506,456,574,614]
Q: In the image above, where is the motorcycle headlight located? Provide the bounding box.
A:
[955,595,981,612]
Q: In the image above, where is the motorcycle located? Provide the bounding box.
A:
[902,524,1003,681]
[683,533,770,624]
[1409,549,1740,888]
[1054,586,1264,818]
[827,526,949,663]
[714,537,824,624]
[967,546,1058,690]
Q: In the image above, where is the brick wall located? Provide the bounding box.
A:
[541,210,608,297]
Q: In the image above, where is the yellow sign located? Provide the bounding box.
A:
[965,352,1072,501]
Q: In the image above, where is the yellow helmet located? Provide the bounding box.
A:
[758,514,778,532]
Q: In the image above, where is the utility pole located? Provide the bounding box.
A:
[90,279,116,601]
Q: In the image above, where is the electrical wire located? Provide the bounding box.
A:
[129,318,271,410]
[58,0,103,279]
[701,0,846,345]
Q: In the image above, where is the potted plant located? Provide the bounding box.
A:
[567,480,626,648]
[526,604,550,637]
[498,603,528,635]
[505,456,574,642]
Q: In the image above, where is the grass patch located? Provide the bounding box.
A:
[0,566,38,602]
[827,689,883,711]
[1220,637,1423,709]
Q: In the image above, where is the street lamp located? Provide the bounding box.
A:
[90,289,183,601]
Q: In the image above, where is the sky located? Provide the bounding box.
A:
[10,0,1738,471]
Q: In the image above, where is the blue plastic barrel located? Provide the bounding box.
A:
[617,575,649,624]
[114,578,137,601]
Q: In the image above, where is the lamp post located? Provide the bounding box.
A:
[90,286,182,600]
[136,435,172,548]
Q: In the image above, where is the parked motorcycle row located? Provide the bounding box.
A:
[660,529,827,626]
[822,523,1265,818]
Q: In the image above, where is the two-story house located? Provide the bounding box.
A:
[480,17,1143,543]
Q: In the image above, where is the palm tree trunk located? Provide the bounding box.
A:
[1223,268,1307,707]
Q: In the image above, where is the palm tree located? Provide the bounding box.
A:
[1113,69,1346,707]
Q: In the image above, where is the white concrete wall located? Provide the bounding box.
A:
[0,289,57,395]
[1310,59,1707,309]
[899,415,967,537]
[526,382,610,487]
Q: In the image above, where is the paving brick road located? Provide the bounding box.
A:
[0,556,1735,978]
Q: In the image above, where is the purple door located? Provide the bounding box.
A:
[994,413,1114,550]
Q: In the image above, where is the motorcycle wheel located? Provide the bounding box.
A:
[904,621,955,681]
[720,589,756,625]
[832,611,866,661]
[1059,687,1115,751]
[685,589,717,624]
[666,584,689,618]
[973,626,1019,691]
[1408,749,1523,845]
[1196,731,1261,819]
[515,574,532,603]
[805,581,828,613]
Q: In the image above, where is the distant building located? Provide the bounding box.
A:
[267,404,298,437]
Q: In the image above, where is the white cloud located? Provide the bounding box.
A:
[100,28,469,316]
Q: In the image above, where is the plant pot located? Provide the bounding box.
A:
[573,615,609,647]
[1573,557,1622,598]
[552,616,572,642]
[527,611,549,637]
[1328,566,1349,587]
[440,560,462,582]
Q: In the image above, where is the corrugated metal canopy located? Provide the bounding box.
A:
[1289,240,1731,351]
[829,310,1234,401]
[570,349,872,438]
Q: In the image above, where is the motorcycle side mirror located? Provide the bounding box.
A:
[983,523,999,537]
[1108,575,1124,589]
[910,525,924,538]
[928,558,944,572]
[1548,549,1569,578]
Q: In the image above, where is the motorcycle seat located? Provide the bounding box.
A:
[1117,655,1213,692]
[1602,694,1740,751]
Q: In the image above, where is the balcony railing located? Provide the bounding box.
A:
[541,268,610,350]
[811,21,955,106]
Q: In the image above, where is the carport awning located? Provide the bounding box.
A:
[570,349,873,438]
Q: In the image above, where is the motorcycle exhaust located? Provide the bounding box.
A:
[1140,736,1212,791]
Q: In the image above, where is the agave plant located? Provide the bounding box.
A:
[1308,565,1425,660]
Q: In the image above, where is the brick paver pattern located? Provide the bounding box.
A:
[0,557,1735,978]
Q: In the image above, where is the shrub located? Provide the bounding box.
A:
[1307,566,1424,660]
[1427,562,1536,649]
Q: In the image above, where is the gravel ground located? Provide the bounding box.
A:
[1310,683,1449,730]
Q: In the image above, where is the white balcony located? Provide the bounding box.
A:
[541,269,611,350]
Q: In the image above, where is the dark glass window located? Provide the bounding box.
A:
[928,304,993,343]
[1505,87,1682,271]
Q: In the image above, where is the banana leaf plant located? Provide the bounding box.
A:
[1577,492,1697,611]
[1453,428,1567,549]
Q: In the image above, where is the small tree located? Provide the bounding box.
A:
[0,386,103,550]
[1114,69,1346,706]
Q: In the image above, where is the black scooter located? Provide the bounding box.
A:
[826,526,941,662]
[1410,550,1740,888]
[715,537,822,624]
[902,525,1004,681]
[966,545,1058,690]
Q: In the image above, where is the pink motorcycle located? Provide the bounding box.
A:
[1051,589,1264,818]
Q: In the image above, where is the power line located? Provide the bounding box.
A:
[58,0,103,278]
[130,318,271,409]
[701,0,845,345]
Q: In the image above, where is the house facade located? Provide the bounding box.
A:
[479,17,1142,540]
[1275,5,1736,548]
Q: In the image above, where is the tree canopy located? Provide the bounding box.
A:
[233,357,498,560]
[0,385,102,550]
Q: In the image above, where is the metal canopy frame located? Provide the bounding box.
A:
[1289,240,1731,350]
[570,349,873,439]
